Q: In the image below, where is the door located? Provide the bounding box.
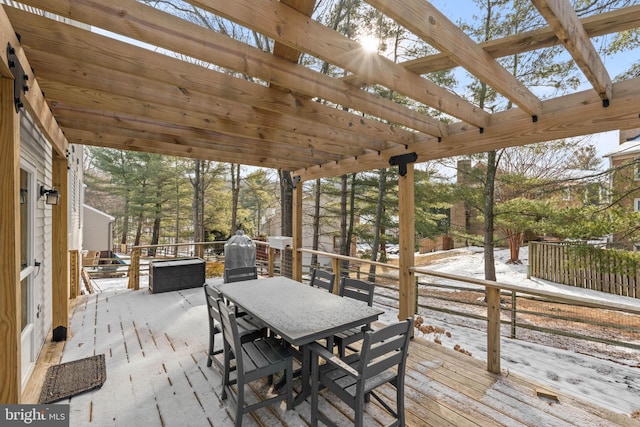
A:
[19,166,35,383]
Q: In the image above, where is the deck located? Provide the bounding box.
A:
[24,285,638,426]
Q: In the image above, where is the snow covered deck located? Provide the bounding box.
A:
[26,285,637,426]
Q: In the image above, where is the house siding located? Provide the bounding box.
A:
[19,111,53,372]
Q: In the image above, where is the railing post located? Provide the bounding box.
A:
[332,257,341,294]
[69,249,80,299]
[268,247,275,277]
[195,242,204,259]
[414,275,419,315]
[487,287,501,373]
[128,247,141,290]
[510,291,517,339]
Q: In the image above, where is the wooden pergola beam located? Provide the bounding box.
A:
[62,127,316,170]
[295,77,640,180]
[52,105,338,169]
[532,0,613,104]
[187,0,489,129]
[8,7,417,152]
[37,74,376,160]
[370,0,542,118]
[16,0,446,137]
[0,6,68,157]
[394,5,640,76]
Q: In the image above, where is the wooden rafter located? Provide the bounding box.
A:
[189,0,490,128]
[396,4,640,76]
[15,0,446,137]
[532,0,613,104]
[370,0,542,118]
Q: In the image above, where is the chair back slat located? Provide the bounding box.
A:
[358,319,412,382]
[310,268,335,293]
[216,299,244,372]
[224,266,258,283]
[204,285,223,324]
[339,277,375,306]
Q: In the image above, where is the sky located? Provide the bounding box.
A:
[91,245,640,418]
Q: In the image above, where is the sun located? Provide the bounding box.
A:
[359,35,379,53]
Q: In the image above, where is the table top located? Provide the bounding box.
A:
[215,276,384,346]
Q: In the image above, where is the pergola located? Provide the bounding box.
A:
[1,0,640,403]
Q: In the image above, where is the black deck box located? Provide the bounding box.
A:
[149,258,206,294]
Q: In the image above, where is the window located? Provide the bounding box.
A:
[635,198,640,213]
[20,168,31,270]
[634,157,640,181]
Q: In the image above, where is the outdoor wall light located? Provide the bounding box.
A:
[40,185,60,205]
[20,188,27,204]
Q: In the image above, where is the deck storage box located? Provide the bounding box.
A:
[149,258,206,294]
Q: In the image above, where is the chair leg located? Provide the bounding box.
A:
[355,394,365,427]
[221,345,230,400]
[207,332,214,367]
[285,361,293,410]
[235,385,244,427]
[396,378,405,426]
[311,354,319,427]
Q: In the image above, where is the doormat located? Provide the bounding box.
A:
[39,354,106,404]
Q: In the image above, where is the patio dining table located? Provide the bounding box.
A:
[214,276,384,406]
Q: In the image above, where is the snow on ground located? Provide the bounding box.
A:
[91,247,640,417]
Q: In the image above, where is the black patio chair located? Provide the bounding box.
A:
[333,277,376,357]
[204,284,265,373]
[309,268,335,293]
[224,266,258,283]
[217,298,293,427]
[310,319,412,427]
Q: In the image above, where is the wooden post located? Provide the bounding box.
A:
[0,76,22,403]
[397,163,415,323]
[69,249,80,299]
[331,257,341,294]
[127,247,141,290]
[292,181,303,282]
[486,286,501,373]
[51,154,69,341]
[268,247,275,277]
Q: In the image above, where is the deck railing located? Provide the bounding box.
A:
[118,245,640,374]
[299,248,640,375]
[125,240,274,289]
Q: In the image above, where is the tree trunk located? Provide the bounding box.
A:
[368,169,386,282]
[311,178,321,267]
[339,175,349,273]
[230,163,240,235]
[192,160,204,244]
[134,211,143,247]
[507,230,523,264]
[120,198,130,245]
[484,149,497,282]
[346,173,356,258]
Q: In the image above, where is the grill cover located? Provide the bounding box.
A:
[224,230,256,270]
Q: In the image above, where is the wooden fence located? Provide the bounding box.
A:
[529,242,639,299]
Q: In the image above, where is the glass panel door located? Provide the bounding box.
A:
[19,167,35,383]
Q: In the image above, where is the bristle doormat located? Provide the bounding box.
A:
[39,354,106,404]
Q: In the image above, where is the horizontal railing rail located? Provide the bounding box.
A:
[297,248,640,373]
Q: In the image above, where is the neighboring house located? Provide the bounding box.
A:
[450,159,607,245]
[262,199,336,269]
[83,204,115,256]
[604,128,640,250]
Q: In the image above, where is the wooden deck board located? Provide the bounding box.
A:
[22,287,640,426]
